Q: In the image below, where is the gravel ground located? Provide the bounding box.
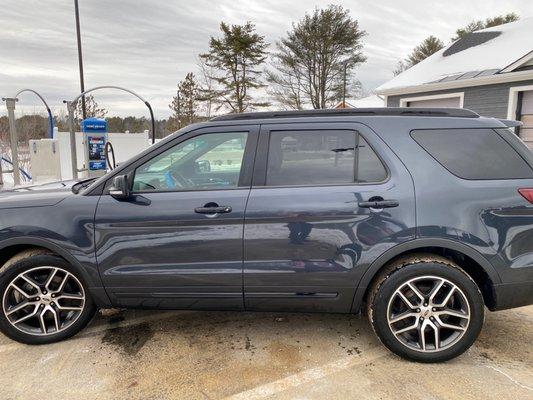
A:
[0,306,531,400]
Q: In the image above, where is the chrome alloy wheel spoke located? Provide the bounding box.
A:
[2,266,85,336]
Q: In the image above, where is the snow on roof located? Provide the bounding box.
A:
[376,17,533,93]
[340,94,385,108]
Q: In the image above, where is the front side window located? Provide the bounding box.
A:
[266,130,387,186]
[133,132,248,192]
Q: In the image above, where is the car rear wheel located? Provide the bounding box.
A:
[0,250,96,344]
[367,254,484,362]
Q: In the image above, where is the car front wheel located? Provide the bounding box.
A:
[0,250,96,344]
[367,254,484,362]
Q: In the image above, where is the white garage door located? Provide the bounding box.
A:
[519,91,533,147]
[406,96,461,108]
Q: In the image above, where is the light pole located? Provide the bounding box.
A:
[74,0,86,119]
[342,61,348,108]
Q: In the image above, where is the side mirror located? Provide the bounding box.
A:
[195,160,211,173]
[109,175,131,199]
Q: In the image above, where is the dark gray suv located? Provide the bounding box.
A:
[1,108,532,362]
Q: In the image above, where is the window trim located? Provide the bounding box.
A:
[102,124,259,195]
[410,127,533,181]
[253,125,390,189]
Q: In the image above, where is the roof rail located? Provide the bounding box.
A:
[210,107,480,121]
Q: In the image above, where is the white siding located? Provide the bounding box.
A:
[407,97,461,108]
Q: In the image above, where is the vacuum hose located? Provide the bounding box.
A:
[104,141,116,170]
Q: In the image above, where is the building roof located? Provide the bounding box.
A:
[376,17,533,95]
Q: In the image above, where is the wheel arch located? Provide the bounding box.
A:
[351,238,501,313]
[0,237,111,307]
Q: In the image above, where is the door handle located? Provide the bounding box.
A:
[194,205,232,214]
[359,199,399,208]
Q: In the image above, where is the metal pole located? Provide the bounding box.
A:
[177,90,181,129]
[67,85,157,144]
[66,101,78,180]
[342,62,347,108]
[15,89,55,138]
[3,98,20,186]
[74,0,86,119]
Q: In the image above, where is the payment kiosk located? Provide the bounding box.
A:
[81,118,107,178]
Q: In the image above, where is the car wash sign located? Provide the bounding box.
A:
[81,118,107,175]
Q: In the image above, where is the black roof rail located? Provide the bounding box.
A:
[210,107,480,121]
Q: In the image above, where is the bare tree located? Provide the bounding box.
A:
[73,94,107,122]
[197,57,218,118]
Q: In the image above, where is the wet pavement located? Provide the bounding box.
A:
[1,306,532,399]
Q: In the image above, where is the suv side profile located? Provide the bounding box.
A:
[0,108,532,363]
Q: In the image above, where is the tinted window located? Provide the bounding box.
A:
[266,130,386,186]
[412,129,533,180]
[133,132,248,192]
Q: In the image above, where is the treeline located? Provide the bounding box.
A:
[0,113,182,142]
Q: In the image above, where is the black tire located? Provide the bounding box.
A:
[367,253,484,363]
[0,249,96,345]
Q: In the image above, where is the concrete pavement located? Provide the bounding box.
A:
[0,306,531,399]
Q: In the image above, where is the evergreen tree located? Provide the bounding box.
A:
[453,13,519,41]
[406,36,444,66]
[394,36,444,75]
[200,21,269,113]
[268,5,366,109]
[178,72,198,126]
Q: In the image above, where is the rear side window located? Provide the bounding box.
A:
[266,130,387,186]
[411,129,533,180]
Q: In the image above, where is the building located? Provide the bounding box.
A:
[335,94,385,108]
[376,17,533,145]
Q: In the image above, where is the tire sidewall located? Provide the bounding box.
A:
[0,254,96,345]
[371,262,484,363]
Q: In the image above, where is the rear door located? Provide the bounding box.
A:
[243,122,416,312]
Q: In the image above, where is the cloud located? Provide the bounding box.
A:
[0,0,531,118]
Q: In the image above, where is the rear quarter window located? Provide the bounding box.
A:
[411,128,533,180]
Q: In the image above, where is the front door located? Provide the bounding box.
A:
[95,125,258,310]
[243,122,416,312]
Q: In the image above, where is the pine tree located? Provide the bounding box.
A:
[453,13,519,41]
[406,36,444,66]
[393,36,444,75]
[168,72,200,129]
[178,72,198,126]
[200,22,269,113]
[268,5,366,109]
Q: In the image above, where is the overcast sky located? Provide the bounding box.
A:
[1,0,532,118]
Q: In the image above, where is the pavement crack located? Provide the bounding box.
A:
[486,365,533,392]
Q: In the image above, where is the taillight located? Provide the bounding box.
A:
[518,188,533,203]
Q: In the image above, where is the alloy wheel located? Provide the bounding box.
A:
[2,266,85,336]
[386,275,470,352]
